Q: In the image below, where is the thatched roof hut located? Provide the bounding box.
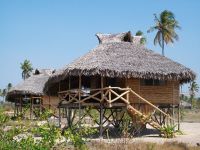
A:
[45,31,195,90]
[7,69,54,102]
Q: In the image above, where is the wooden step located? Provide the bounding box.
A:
[126,104,162,131]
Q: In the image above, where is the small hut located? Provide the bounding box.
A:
[6,69,60,118]
[44,32,195,137]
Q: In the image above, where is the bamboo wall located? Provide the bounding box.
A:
[126,78,180,105]
[43,96,60,108]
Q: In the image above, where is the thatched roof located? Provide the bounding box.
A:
[6,69,54,102]
[45,31,195,88]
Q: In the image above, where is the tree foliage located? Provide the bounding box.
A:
[135,30,147,45]
[148,10,180,56]
[189,81,199,108]
[20,59,33,80]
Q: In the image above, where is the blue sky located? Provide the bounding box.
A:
[0,0,200,96]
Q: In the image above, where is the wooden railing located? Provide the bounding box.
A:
[58,86,175,123]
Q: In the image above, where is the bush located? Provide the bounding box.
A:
[0,109,10,126]
[64,125,97,150]
[160,124,176,138]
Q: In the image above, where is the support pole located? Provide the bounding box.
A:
[108,86,112,108]
[100,76,104,138]
[59,107,61,128]
[48,95,50,109]
[172,106,175,125]
[78,74,81,128]
[178,104,180,130]
[100,104,103,138]
[40,97,42,115]
[16,99,19,116]
[20,97,22,115]
[30,98,32,119]
[126,86,129,103]
[172,82,175,125]
[14,99,16,117]
[68,76,71,127]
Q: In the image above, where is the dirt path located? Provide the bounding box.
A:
[96,123,200,146]
[133,123,200,146]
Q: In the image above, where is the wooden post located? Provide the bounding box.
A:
[58,107,61,128]
[20,97,22,115]
[14,99,16,117]
[126,86,129,103]
[68,76,71,127]
[178,104,180,130]
[59,81,61,92]
[108,86,112,107]
[172,82,175,125]
[101,76,103,102]
[100,76,104,138]
[99,104,103,138]
[32,97,34,119]
[16,99,19,116]
[48,95,50,109]
[40,97,42,115]
[78,74,81,127]
[30,98,32,119]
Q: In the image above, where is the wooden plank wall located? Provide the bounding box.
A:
[43,96,60,108]
[126,78,180,105]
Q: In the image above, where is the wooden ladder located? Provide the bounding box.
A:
[105,87,175,133]
[126,104,162,131]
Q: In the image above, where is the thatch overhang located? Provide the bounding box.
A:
[6,69,54,102]
[44,32,196,91]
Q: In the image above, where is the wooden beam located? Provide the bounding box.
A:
[178,104,180,130]
[99,76,104,138]
[30,97,32,119]
[78,74,81,127]
[58,107,61,127]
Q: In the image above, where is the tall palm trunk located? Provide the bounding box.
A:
[162,34,165,56]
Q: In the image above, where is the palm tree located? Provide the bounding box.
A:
[0,89,2,101]
[189,81,199,108]
[7,83,12,92]
[2,89,7,102]
[20,59,33,80]
[147,10,180,56]
[135,30,147,45]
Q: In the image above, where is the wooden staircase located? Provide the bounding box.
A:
[103,87,175,134]
[126,104,162,131]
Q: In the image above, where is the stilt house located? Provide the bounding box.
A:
[45,32,195,137]
[6,69,59,118]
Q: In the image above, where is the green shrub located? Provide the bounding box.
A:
[31,123,61,148]
[0,109,10,126]
[160,124,176,138]
[64,125,97,150]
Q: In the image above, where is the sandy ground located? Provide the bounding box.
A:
[132,123,200,146]
[96,123,200,146]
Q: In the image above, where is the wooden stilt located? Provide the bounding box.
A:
[48,95,50,109]
[172,106,175,125]
[172,82,175,125]
[126,86,129,103]
[108,86,112,107]
[78,74,81,127]
[14,99,16,117]
[30,98,32,119]
[100,76,104,138]
[16,99,19,116]
[59,107,61,127]
[40,97,42,115]
[178,104,180,130]
[99,105,103,138]
[20,97,22,115]
[68,76,71,127]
